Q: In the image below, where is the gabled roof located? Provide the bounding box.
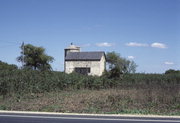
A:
[65,51,106,61]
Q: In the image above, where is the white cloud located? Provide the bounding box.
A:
[164,62,174,65]
[128,56,135,59]
[126,42,148,47]
[151,42,167,49]
[96,42,114,47]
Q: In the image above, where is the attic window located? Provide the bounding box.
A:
[75,67,90,75]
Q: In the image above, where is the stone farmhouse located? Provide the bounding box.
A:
[64,44,106,76]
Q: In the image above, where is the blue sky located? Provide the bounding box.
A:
[0,0,179,73]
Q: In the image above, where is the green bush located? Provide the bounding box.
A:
[0,68,180,98]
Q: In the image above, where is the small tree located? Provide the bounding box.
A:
[165,69,180,74]
[17,44,54,71]
[106,51,137,78]
[0,61,17,70]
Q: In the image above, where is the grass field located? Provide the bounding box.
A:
[0,88,180,115]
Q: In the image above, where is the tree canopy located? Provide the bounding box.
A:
[17,44,54,71]
[106,51,137,78]
[0,61,18,70]
[165,69,180,74]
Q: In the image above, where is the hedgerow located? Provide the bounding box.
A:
[0,69,180,98]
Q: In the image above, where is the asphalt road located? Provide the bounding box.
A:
[0,112,180,123]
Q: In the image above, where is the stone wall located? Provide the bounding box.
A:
[65,55,106,76]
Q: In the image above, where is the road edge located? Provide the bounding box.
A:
[0,110,180,118]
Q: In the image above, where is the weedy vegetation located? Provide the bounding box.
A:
[0,60,180,115]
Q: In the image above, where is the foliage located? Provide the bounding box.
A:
[17,44,54,71]
[0,62,179,115]
[106,52,137,78]
[0,68,180,98]
[165,69,180,74]
[1,89,179,115]
[0,63,179,115]
[0,61,18,70]
[0,61,179,100]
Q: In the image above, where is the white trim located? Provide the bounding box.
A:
[0,110,180,118]
[0,114,180,122]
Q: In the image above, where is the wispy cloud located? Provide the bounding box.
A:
[128,56,135,59]
[126,42,148,47]
[96,42,114,47]
[151,42,167,49]
[164,61,174,65]
[126,42,168,49]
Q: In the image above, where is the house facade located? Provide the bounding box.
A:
[64,44,106,76]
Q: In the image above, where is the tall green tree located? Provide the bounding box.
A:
[106,51,137,78]
[17,44,54,71]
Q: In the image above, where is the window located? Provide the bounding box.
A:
[75,67,90,75]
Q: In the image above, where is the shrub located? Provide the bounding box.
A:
[0,68,180,98]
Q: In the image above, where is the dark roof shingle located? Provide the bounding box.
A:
[65,52,105,61]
